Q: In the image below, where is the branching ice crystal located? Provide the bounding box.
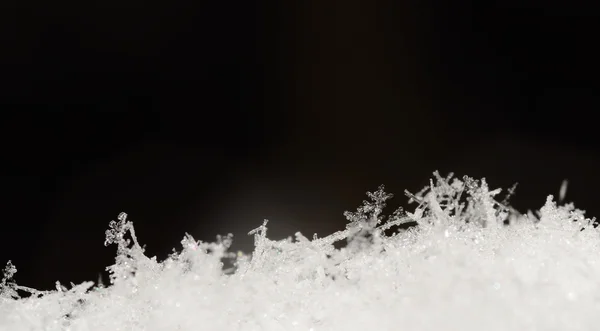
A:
[2,171,600,331]
[0,261,17,299]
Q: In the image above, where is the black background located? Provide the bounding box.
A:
[1,1,599,290]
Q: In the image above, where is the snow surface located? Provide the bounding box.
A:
[2,172,600,331]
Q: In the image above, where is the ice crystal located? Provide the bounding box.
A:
[0,261,17,299]
[2,172,600,331]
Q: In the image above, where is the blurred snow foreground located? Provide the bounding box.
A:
[3,173,600,331]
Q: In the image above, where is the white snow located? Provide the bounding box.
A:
[2,172,600,331]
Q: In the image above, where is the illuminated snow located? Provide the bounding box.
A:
[2,172,600,330]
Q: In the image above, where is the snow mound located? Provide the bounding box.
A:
[2,172,600,330]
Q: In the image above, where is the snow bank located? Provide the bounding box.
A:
[2,172,600,330]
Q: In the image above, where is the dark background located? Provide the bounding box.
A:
[1,1,599,290]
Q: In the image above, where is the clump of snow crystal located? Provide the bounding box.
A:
[2,172,600,330]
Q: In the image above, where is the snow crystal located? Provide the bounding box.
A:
[560,179,568,202]
[2,172,600,331]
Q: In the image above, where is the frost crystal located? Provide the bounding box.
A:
[0,261,18,299]
[560,179,568,202]
[2,172,600,331]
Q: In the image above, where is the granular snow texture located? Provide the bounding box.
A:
[2,173,599,331]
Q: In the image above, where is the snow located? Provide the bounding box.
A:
[2,172,600,330]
